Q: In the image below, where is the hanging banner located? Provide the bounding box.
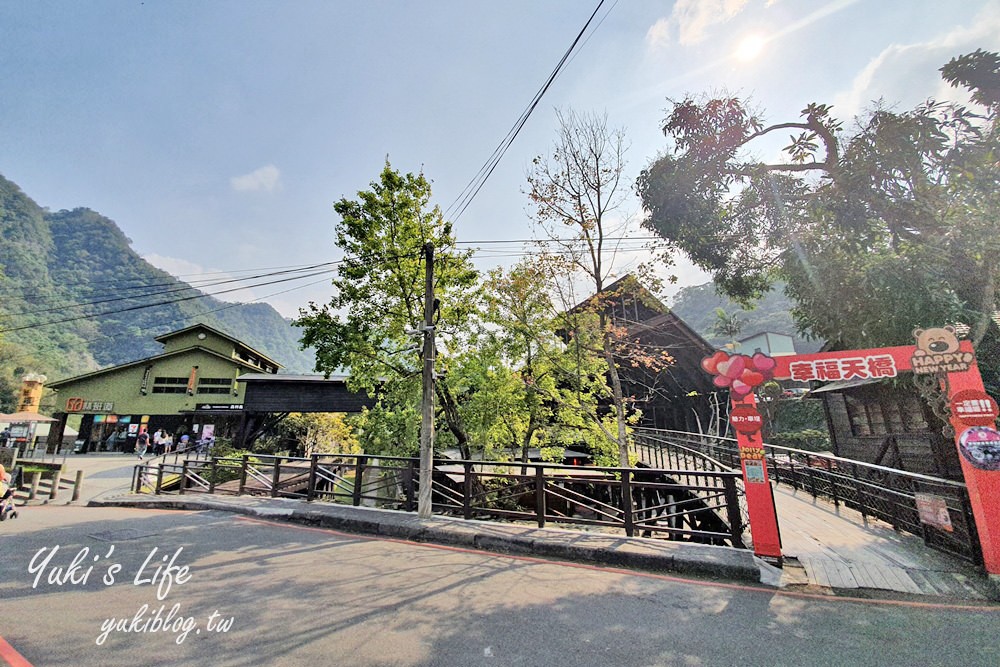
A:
[915,493,954,533]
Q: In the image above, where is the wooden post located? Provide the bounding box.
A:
[48,471,59,501]
[270,456,281,498]
[418,242,435,519]
[463,461,473,520]
[404,459,415,512]
[71,470,83,502]
[353,455,366,506]
[534,465,546,528]
[723,475,744,547]
[622,468,634,537]
[238,454,248,495]
[29,471,41,500]
[307,454,318,501]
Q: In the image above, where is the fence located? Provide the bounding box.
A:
[635,428,982,565]
[132,452,746,547]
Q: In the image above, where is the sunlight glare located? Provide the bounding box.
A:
[735,34,767,62]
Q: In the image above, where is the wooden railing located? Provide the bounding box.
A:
[132,453,746,548]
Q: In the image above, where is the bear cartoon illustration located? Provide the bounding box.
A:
[912,326,960,357]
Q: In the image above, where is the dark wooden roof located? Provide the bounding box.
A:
[236,373,373,413]
[570,274,717,397]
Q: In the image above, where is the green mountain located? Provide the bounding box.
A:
[669,282,824,353]
[0,173,316,408]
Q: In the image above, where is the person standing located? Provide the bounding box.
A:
[135,429,150,460]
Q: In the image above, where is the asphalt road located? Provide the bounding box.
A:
[0,505,998,667]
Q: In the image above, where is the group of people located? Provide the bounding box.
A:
[135,429,193,459]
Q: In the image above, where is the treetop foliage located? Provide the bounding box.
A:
[638,50,1000,364]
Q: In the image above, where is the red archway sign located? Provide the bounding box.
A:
[705,339,1000,578]
[772,340,1000,577]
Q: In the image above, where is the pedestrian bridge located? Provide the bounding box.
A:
[131,429,990,597]
[634,428,990,597]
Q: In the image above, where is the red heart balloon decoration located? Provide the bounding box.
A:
[717,355,746,379]
[701,351,728,375]
[731,379,752,398]
[751,352,776,373]
[741,370,764,387]
[713,375,732,388]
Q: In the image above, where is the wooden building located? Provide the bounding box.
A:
[812,378,963,479]
[571,275,722,433]
[45,324,282,452]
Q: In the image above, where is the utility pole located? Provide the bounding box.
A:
[418,241,435,519]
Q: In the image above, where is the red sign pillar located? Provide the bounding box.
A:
[946,359,1000,576]
[730,393,783,562]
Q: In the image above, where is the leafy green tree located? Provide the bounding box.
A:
[296,162,480,456]
[637,51,1000,397]
[256,412,359,456]
[461,262,619,464]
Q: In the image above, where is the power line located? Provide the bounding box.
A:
[0,267,338,335]
[0,261,341,319]
[0,233,681,334]
[443,0,609,224]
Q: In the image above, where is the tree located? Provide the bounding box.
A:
[467,261,623,465]
[637,51,1000,397]
[527,110,673,467]
[710,307,744,350]
[296,162,480,456]
[257,412,360,456]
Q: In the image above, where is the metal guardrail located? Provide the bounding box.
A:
[635,428,983,566]
[133,453,746,547]
[633,432,751,545]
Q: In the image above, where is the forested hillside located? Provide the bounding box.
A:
[0,174,315,409]
[670,282,824,353]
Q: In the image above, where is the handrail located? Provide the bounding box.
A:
[635,427,982,566]
[643,428,968,488]
[131,450,745,547]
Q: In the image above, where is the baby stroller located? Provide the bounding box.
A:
[0,464,20,521]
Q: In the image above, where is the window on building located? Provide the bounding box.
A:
[197,378,233,395]
[152,377,189,394]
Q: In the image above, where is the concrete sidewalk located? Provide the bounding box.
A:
[88,493,762,585]
[17,453,998,603]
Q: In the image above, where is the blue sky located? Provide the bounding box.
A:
[2,0,998,317]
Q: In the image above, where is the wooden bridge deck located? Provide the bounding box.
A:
[771,484,992,598]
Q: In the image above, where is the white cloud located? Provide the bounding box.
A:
[645,18,671,50]
[833,4,1000,117]
[672,0,749,46]
[230,164,282,193]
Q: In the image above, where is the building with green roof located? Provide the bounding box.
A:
[46,324,282,452]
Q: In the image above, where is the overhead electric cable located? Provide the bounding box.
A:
[443,0,608,223]
[0,260,341,319]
